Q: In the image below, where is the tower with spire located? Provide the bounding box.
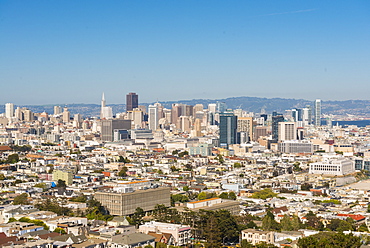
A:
[100,93,112,119]
[100,92,106,119]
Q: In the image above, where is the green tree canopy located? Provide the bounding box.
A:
[118,166,128,177]
[13,193,29,205]
[297,232,361,248]
[251,189,277,200]
[56,179,67,188]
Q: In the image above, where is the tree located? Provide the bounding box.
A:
[327,219,354,232]
[304,211,324,230]
[156,242,167,248]
[240,240,253,248]
[218,192,229,199]
[8,217,17,223]
[251,189,277,200]
[358,223,369,232]
[118,166,128,177]
[171,194,189,206]
[197,192,217,200]
[183,186,190,191]
[131,207,145,227]
[70,195,87,203]
[13,193,29,205]
[0,173,5,180]
[35,198,71,216]
[255,243,278,248]
[34,183,48,191]
[300,183,312,191]
[56,179,67,189]
[297,232,361,248]
[54,227,67,234]
[118,156,130,163]
[234,162,242,168]
[280,215,292,231]
[6,154,19,164]
[261,212,280,231]
[218,192,237,200]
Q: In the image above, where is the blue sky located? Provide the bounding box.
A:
[1,1,370,105]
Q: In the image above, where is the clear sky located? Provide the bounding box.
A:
[1,1,370,105]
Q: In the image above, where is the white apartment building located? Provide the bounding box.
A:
[309,158,354,176]
[139,221,191,246]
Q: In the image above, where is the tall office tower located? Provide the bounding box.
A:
[194,118,202,137]
[62,107,70,123]
[219,112,237,147]
[193,104,204,116]
[278,122,297,141]
[237,117,254,142]
[180,116,192,132]
[74,113,82,123]
[100,93,113,119]
[254,126,268,141]
[216,101,227,113]
[100,93,106,119]
[24,109,34,122]
[314,99,321,126]
[131,108,144,129]
[101,119,132,142]
[54,106,62,115]
[15,107,24,121]
[291,109,302,122]
[171,104,182,126]
[184,105,193,117]
[208,103,217,113]
[126,92,138,112]
[5,103,14,119]
[148,104,159,131]
[306,105,312,124]
[302,107,310,126]
[272,114,284,141]
[163,109,172,124]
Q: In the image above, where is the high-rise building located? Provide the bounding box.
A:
[314,99,321,126]
[208,103,217,113]
[216,102,227,113]
[219,112,237,147]
[272,114,284,141]
[302,107,311,126]
[62,107,70,123]
[237,117,254,142]
[5,103,14,119]
[126,92,138,112]
[101,119,132,142]
[278,122,297,141]
[100,92,106,119]
[148,103,161,131]
[54,106,62,115]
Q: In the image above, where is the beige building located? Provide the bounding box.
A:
[237,117,254,142]
[95,187,171,216]
[278,122,296,141]
[52,170,73,185]
[241,229,275,245]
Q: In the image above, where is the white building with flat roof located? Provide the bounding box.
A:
[309,158,354,176]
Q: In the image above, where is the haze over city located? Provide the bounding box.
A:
[1,1,370,105]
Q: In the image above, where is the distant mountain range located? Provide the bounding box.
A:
[2,97,370,118]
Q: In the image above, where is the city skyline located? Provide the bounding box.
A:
[1,1,370,105]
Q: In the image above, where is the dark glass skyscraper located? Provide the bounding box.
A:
[272,114,284,141]
[219,112,237,148]
[126,92,138,112]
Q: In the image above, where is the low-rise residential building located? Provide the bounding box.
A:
[241,229,275,245]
